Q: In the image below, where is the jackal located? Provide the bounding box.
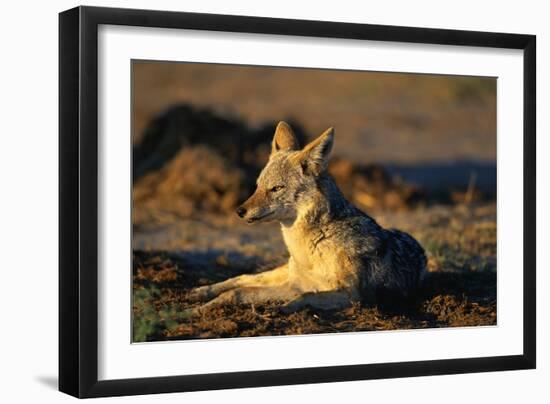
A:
[188,122,426,313]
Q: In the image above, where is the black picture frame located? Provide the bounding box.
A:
[59,5,536,398]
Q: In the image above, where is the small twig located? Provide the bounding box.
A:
[464,170,477,204]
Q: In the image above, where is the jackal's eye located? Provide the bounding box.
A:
[270,185,285,193]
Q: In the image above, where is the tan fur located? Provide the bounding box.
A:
[187,121,426,315]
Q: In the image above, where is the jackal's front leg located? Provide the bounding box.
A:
[280,289,357,313]
[186,284,300,316]
[187,263,289,303]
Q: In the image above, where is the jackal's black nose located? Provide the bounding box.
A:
[236,206,247,218]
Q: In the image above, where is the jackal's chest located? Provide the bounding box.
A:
[281,224,324,270]
[281,223,356,292]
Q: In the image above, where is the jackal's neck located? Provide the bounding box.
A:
[316,174,356,219]
[283,173,356,230]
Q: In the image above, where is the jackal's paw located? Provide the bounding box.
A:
[187,285,215,303]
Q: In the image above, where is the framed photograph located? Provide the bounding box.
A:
[59,6,536,398]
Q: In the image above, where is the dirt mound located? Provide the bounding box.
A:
[133,104,425,225]
[133,146,247,225]
[329,158,424,211]
[133,104,308,180]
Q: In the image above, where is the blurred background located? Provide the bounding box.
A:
[131,61,497,341]
[132,61,496,223]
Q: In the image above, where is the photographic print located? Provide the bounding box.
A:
[131,61,497,342]
[59,8,535,396]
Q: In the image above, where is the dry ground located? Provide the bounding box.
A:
[131,62,497,342]
[132,202,496,342]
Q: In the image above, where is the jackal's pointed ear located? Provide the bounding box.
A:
[271,121,299,155]
[295,127,334,176]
